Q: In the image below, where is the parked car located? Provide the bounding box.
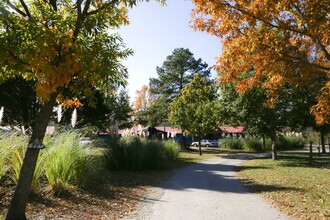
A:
[191,139,218,147]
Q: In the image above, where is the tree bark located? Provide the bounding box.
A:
[198,139,202,156]
[320,131,326,153]
[271,131,277,160]
[262,134,266,151]
[309,141,313,164]
[6,94,57,220]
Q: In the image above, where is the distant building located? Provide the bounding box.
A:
[218,126,245,138]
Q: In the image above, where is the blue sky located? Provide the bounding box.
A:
[119,0,222,102]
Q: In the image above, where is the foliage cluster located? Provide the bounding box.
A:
[105,136,181,171]
[0,131,103,194]
[192,0,330,124]
[134,48,212,126]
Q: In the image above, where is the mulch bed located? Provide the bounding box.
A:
[0,171,171,219]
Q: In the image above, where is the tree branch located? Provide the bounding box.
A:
[292,4,330,61]
[221,1,308,38]
[72,0,83,40]
[221,1,330,67]
[82,0,91,15]
[49,0,57,11]
[86,0,119,16]
[5,0,28,18]
[19,0,31,18]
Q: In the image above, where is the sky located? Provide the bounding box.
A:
[119,0,222,102]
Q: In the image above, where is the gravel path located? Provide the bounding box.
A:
[130,154,289,220]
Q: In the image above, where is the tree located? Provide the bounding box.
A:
[133,84,156,125]
[145,48,211,126]
[191,0,330,124]
[150,48,211,102]
[219,77,289,159]
[111,89,134,129]
[134,84,150,110]
[0,0,164,219]
[169,74,219,155]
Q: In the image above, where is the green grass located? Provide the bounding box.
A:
[238,152,330,219]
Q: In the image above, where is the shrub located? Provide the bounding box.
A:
[220,139,243,149]
[105,136,168,171]
[162,140,180,160]
[242,138,263,152]
[277,135,305,150]
[144,141,163,169]
[109,136,144,170]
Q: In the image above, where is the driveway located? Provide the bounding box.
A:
[131,154,289,220]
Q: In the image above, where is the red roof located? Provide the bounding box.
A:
[219,126,244,133]
[155,126,182,134]
[118,126,182,135]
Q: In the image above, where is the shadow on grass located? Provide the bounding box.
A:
[277,151,330,169]
[239,178,304,194]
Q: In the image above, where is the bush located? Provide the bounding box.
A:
[106,136,144,171]
[276,135,305,150]
[105,136,178,171]
[220,139,243,149]
[242,138,263,152]
[162,140,180,160]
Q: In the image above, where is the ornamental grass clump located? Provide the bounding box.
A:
[105,136,166,171]
[162,140,180,160]
[0,133,44,191]
[242,138,263,152]
[0,133,18,181]
[43,131,101,194]
[220,138,243,149]
[276,135,305,150]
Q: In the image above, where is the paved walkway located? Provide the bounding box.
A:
[133,154,289,220]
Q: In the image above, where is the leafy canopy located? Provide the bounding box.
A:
[141,48,211,126]
[169,74,219,140]
[191,0,330,124]
[0,0,164,104]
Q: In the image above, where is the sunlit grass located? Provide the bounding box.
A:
[43,131,103,194]
[238,152,330,219]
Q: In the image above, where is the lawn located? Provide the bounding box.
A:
[238,151,330,220]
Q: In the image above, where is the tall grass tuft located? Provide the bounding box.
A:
[0,133,28,184]
[162,140,180,160]
[0,134,17,181]
[105,136,168,171]
[43,131,101,194]
[0,133,45,190]
[220,139,243,149]
[242,138,263,152]
[277,135,305,150]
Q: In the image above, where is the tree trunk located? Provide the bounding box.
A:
[309,141,313,163]
[271,131,277,160]
[262,134,266,151]
[198,139,202,156]
[6,94,57,220]
[320,131,326,153]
